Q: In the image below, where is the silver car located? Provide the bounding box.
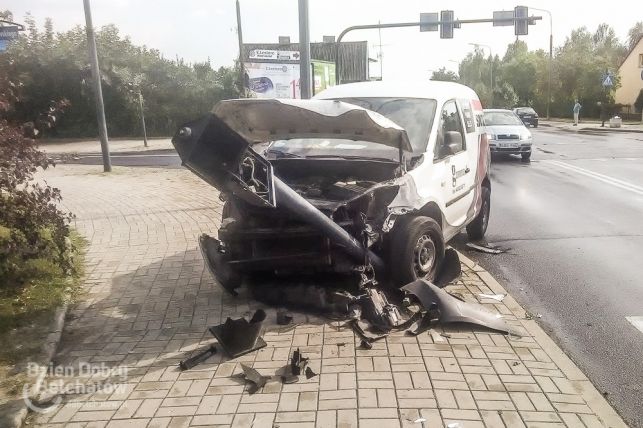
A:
[483,109,532,162]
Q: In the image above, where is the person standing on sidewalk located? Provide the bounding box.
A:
[573,100,582,126]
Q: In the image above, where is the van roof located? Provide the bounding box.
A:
[315,80,480,103]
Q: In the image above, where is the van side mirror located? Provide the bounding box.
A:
[442,131,463,156]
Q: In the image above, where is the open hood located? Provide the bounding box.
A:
[211,98,413,152]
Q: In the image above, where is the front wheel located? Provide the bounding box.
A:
[466,186,490,241]
[388,216,445,287]
[521,152,531,162]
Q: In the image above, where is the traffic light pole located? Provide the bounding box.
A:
[335,15,542,84]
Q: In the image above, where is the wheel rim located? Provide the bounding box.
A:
[414,234,436,277]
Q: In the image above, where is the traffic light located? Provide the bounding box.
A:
[514,6,528,36]
[440,10,454,39]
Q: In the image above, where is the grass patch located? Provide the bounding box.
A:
[0,231,86,365]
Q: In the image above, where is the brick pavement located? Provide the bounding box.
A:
[28,165,626,428]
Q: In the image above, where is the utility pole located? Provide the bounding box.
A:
[83,0,111,172]
[138,90,148,147]
[298,0,312,99]
[377,21,383,79]
[235,0,245,97]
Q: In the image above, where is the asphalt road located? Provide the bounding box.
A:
[454,127,643,427]
[61,128,643,426]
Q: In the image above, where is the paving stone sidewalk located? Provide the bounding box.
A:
[27,165,626,428]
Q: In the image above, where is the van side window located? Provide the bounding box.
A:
[434,100,465,160]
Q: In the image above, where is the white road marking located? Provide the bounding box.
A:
[626,316,643,334]
[547,160,643,196]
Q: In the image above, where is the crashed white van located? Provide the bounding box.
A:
[172,81,491,294]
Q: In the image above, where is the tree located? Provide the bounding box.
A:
[430,67,458,82]
[2,13,242,138]
[626,22,643,51]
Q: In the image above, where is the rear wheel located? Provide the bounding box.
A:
[466,186,490,241]
[389,216,445,287]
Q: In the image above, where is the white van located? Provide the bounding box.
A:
[172,80,491,291]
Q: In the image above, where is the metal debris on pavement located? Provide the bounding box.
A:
[466,242,507,254]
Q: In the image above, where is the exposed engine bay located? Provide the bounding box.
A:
[173,98,506,339]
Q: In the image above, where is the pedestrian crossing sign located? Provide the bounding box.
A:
[602,74,613,87]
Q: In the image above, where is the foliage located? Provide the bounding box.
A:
[456,22,640,117]
[0,50,74,293]
[430,67,458,82]
[3,14,241,138]
[626,22,643,51]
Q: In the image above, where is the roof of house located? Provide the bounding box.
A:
[619,36,643,70]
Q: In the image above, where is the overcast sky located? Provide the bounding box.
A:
[4,0,641,80]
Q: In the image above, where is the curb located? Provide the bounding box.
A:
[0,304,69,428]
[458,252,627,428]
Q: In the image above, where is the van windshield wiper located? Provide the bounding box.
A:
[264,149,304,158]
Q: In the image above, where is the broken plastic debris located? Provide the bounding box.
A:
[447,423,461,428]
[402,279,518,336]
[414,418,427,423]
[478,293,506,302]
[466,242,507,254]
[209,310,267,358]
[305,366,316,379]
[239,364,270,394]
[434,248,462,287]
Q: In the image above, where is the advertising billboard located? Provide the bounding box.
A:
[245,62,300,99]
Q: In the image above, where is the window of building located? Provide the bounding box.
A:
[639,53,643,68]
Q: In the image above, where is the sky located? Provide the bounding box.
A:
[4,0,641,80]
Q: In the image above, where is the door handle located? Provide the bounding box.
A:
[465,167,470,174]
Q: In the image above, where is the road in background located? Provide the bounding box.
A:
[455,127,643,427]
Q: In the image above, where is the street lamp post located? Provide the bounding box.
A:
[83,0,111,172]
[469,43,493,107]
[531,7,552,119]
[138,90,148,147]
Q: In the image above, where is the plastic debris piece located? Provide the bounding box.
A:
[479,293,506,302]
[209,310,267,358]
[178,345,217,370]
[402,279,519,336]
[434,248,462,287]
[240,364,270,394]
[305,366,316,379]
[414,418,427,423]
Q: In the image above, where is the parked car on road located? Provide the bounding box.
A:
[172,81,492,292]
[513,106,539,127]
[483,109,532,162]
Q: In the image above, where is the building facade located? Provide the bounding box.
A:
[615,37,643,112]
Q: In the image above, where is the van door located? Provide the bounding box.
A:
[433,99,475,231]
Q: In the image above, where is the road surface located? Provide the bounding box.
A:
[454,127,643,427]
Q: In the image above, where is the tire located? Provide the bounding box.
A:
[200,234,242,293]
[388,216,445,287]
[521,152,531,162]
[466,186,490,241]
[533,123,538,128]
